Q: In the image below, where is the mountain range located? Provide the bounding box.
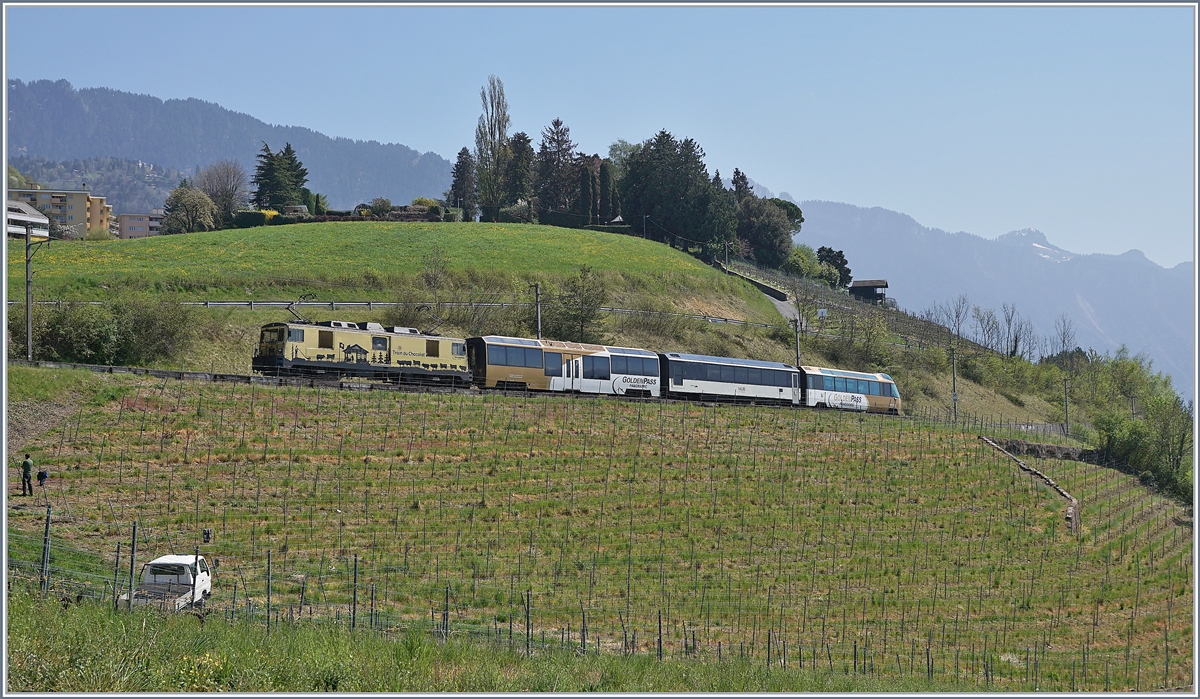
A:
[6,79,451,209]
[794,200,1194,400]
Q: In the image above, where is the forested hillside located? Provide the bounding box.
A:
[6,79,451,208]
[9,156,185,214]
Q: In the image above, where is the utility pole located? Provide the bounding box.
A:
[951,346,958,422]
[25,222,52,361]
[1063,378,1070,437]
[725,241,730,271]
[642,215,647,239]
[792,317,801,369]
[533,283,542,340]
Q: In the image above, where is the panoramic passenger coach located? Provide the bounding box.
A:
[799,365,901,414]
[658,352,802,404]
[465,336,660,397]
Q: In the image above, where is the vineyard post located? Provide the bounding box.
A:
[39,505,52,592]
[127,521,138,611]
[351,553,358,631]
[112,541,122,611]
[266,549,272,634]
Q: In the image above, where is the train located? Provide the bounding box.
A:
[252,320,902,414]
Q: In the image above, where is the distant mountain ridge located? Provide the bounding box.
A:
[794,200,1194,399]
[6,79,451,209]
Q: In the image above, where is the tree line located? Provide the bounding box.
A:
[447,75,852,287]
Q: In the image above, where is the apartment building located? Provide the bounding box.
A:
[6,200,51,240]
[118,209,165,239]
[7,186,114,238]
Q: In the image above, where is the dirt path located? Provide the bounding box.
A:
[6,399,79,460]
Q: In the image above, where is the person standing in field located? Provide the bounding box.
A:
[20,454,34,496]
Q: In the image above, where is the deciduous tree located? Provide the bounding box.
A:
[474,75,510,219]
[195,159,249,226]
[162,181,217,233]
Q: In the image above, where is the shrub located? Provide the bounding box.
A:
[7,292,196,366]
[411,197,438,207]
[261,209,279,224]
[427,205,442,221]
[499,200,536,224]
[232,210,267,228]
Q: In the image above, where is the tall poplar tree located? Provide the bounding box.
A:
[474,75,510,220]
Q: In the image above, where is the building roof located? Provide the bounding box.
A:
[849,279,888,288]
[6,200,50,239]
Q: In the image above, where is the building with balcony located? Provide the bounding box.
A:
[117,209,165,239]
[7,186,113,238]
[6,200,51,240]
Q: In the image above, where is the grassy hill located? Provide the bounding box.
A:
[8,221,1067,423]
[5,369,1191,691]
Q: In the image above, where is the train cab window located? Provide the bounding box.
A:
[318,330,334,349]
[583,355,610,380]
[372,337,389,351]
[452,342,465,357]
[890,383,901,398]
[426,340,441,357]
[288,328,305,342]
[544,352,562,376]
[611,355,627,375]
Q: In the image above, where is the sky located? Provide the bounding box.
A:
[5,4,1196,268]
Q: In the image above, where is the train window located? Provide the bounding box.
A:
[611,355,627,375]
[671,362,683,385]
[683,362,702,381]
[544,352,562,376]
[318,330,334,349]
[890,383,901,398]
[747,368,761,385]
[426,340,441,357]
[833,377,846,392]
[807,375,822,391]
[792,373,799,388]
[524,348,543,368]
[704,364,721,382]
[583,355,610,380]
[719,365,735,383]
[288,328,305,342]
[734,366,749,384]
[452,343,465,357]
[644,358,659,376]
[869,381,880,396]
[372,337,388,351]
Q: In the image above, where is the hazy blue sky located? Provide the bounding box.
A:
[5,4,1196,267]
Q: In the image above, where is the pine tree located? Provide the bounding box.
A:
[534,118,577,212]
[276,143,308,203]
[251,143,280,209]
[731,168,753,203]
[448,148,478,220]
[577,161,593,225]
[598,160,613,223]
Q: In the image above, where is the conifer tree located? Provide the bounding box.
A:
[577,162,594,225]
[598,160,613,223]
[447,147,478,220]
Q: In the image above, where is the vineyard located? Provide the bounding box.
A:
[8,372,1192,691]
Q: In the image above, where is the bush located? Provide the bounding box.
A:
[7,292,196,366]
[499,201,536,224]
[411,197,438,207]
[442,208,463,223]
[269,214,304,226]
[261,209,279,224]
[427,205,442,221]
[232,210,267,228]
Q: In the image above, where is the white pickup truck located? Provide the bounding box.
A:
[120,554,212,611]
